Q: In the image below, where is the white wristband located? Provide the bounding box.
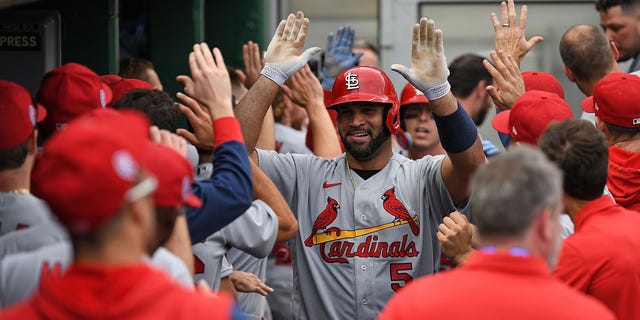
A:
[260,63,289,86]
[423,81,451,101]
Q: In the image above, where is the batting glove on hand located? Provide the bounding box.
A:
[262,11,321,86]
[321,25,363,90]
[391,18,451,101]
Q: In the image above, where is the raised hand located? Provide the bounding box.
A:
[282,64,324,108]
[177,43,233,120]
[321,25,363,90]
[242,41,264,89]
[391,18,450,101]
[483,50,525,111]
[175,92,214,150]
[491,0,543,67]
[436,211,475,265]
[261,11,321,86]
[149,126,188,157]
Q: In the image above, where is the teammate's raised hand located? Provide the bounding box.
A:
[491,0,543,67]
[483,50,525,111]
[282,64,324,109]
[177,43,233,120]
[391,18,450,101]
[175,92,215,150]
[242,41,264,89]
[321,25,363,90]
[261,11,321,86]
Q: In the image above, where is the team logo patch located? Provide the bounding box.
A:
[381,187,420,236]
[112,150,138,182]
[28,105,36,127]
[304,197,340,247]
[345,72,359,90]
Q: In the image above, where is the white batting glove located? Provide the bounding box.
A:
[261,11,321,86]
[391,18,450,101]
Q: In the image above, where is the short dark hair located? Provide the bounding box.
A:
[539,119,608,201]
[604,121,640,140]
[354,39,379,55]
[596,0,640,12]
[559,25,614,81]
[448,54,492,99]
[120,58,155,83]
[112,89,179,132]
[0,138,29,171]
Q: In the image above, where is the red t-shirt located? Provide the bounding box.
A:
[0,263,233,319]
[555,196,640,319]
[378,251,614,320]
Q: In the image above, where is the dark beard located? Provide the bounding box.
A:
[341,126,391,161]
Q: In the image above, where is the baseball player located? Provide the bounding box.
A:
[0,134,202,308]
[0,81,52,237]
[224,13,485,319]
[192,159,297,290]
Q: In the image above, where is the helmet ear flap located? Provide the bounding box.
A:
[386,105,400,135]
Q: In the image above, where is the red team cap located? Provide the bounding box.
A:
[492,90,573,145]
[32,109,153,235]
[400,83,429,107]
[0,80,47,150]
[329,66,401,134]
[581,72,640,128]
[100,75,153,108]
[142,143,202,209]
[37,63,113,133]
[522,71,565,99]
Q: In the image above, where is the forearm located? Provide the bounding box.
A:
[306,100,342,158]
[255,107,276,150]
[235,76,281,153]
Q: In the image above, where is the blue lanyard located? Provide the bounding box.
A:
[480,246,530,257]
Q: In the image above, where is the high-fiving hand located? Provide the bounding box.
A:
[261,11,321,86]
[322,25,363,90]
[391,18,450,101]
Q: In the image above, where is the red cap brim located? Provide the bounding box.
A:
[36,103,47,122]
[184,194,202,208]
[492,110,511,134]
[581,96,595,113]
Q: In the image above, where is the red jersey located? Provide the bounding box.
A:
[0,263,233,319]
[378,251,614,320]
[555,196,640,319]
[608,146,640,211]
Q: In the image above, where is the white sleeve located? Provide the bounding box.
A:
[220,200,279,258]
[150,247,194,289]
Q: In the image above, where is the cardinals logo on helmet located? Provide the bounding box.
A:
[345,72,359,90]
[304,197,341,247]
[381,187,420,236]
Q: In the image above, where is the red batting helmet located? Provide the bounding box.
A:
[328,66,400,134]
[400,83,429,107]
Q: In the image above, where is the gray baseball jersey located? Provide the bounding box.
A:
[256,149,468,320]
[0,193,52,236]
[274,123,312,155]
[0,242,194,308]
[0,219,67,258]
[227,247,271,319]
[266,242,293,320]
[192,199,278,289]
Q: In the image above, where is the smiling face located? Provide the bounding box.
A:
[336,102,391,161]
[401,103,442,154]
[600,5,640,62]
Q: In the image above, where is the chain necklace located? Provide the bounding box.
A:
[346,158,357,189]
[6,188,30,194]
